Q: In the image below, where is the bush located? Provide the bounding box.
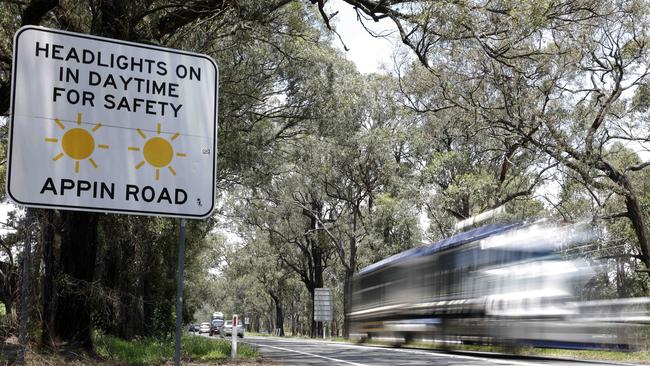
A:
[95,333,258,365]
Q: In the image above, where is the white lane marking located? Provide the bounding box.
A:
[360,346,545,366]
[245,337,545,366]
[247,342,370,366]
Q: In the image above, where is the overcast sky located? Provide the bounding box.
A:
[326,0,400,74]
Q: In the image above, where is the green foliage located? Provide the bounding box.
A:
[94,334,258,365]
[95,335,169,365]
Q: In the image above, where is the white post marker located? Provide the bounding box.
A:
[8,26,218,218]
[231,314,238,359]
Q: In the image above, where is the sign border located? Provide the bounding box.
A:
[7,26,219,219]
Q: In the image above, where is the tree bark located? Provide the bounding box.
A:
[624,193,650,275]
[343,208,359,339]
[53,211,98,348]
[343,268,354,338]
[603,161,650,277]
[0,262,17,318]
[310,244,324,338]
[270,292,284,336]
[39,209,57,346]
[6,299,13,317]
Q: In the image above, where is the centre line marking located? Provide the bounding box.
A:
[245,337,546,366]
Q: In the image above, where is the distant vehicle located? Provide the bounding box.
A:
[209,318,224,336]
[188,324,198,332]
[221,320,244,338]
[212,311,224,320]
[198,322,211,334]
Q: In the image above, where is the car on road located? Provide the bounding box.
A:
[209,318,224,336]
[220,320,244,338]
[198,322,211,334]
[188,324,199,332]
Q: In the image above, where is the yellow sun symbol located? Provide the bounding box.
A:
[129,122,186,180]
[45,113,109,173]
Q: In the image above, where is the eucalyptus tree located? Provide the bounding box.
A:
[222,233,305,336]
[221,22,377,336]
[552,144,650,298]
[0,0,343,347]
[272,72,424,337]
[228,65,425,337]
[234,169,335,336]
[400,84,551,239]
[354,1,650,276]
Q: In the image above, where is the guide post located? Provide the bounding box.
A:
[231,314,238,359]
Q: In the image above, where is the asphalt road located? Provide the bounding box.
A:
[238,336,638,366]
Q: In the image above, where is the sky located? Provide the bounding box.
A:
[326,0,400,74]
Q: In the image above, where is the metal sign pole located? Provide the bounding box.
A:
[18,209,34,365]
[174,219,187,366]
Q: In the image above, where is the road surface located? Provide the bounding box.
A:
[239,336,639,366]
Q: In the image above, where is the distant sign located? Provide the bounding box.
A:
[314,287,333,321]
[7,26,218,218]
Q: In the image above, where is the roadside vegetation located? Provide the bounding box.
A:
[360,338,650,364]
[418,343,650,365]
[95,334,259,365]
[1,334,260,365]
[528,348,650,364]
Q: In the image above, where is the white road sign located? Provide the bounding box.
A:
[314,287,333,322]
[7,26,218,218]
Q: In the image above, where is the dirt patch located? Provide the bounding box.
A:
[1,341,105,366]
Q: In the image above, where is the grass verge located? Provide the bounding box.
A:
[404,341,650,364]
[94,333,258,365]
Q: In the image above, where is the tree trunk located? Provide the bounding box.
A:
[598,163,650,277]
[53,211,98,348]
[312,240,325,338]
[343,269,354,338]
[624,193,650,275]
[4,299,13,318]
[254,315,260,333]
[266,314,273,333]
[615,259,627,298]
[270,293,284,336]
[117,234,144,339]
[343,209,359,339]
[39,209,57,345]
